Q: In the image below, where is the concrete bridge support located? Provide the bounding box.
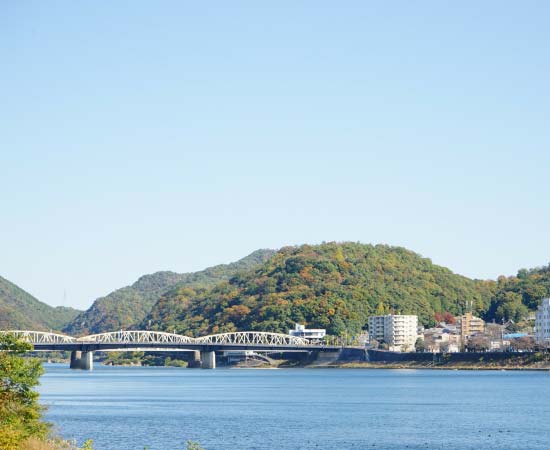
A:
[187,350,202,368]
[201,351,216,369]
[69,350,81,369]
[312,349,343,365]
[70,351,94,370]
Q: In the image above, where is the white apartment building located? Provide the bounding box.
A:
[535,298,550,346]
[368,314,418,352]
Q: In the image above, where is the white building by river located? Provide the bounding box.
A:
[368,314,418,352]
[535,298,550,346]
[288,323,326,341]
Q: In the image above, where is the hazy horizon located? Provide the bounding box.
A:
[2,2,549,309]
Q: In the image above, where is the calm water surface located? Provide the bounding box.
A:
[39,364,550,450]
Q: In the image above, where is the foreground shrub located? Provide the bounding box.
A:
[0,334,50,449]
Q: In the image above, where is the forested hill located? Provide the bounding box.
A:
[63,249,275,335]
[145,242,498,336]
[0,275,80,331]
[485,265,550,322]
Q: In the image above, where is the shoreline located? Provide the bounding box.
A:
[35,356,550,370]
[43,360,550,371]
[317,360,550,371]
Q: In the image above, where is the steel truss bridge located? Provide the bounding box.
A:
[0,330,343,370]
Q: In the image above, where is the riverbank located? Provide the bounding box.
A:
[327,360,550,370]
[308,349,550,370]
[60,359,550,370]
[239,350,550,370]
[34,349,550,371]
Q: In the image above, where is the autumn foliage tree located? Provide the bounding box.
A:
[465,334,491,352]
[443,312,456,324]
[434,311,456,324]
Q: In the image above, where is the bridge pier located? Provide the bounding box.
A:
[312,349,342,365]
[70,350,94,370]
[201,351,216,369]
[69,351,80,369]
[187,350,202,368]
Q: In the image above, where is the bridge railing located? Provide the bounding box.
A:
[1,330,313,347]
[0,330,76,344]
[194,331,311,347]
[76,330,195,344]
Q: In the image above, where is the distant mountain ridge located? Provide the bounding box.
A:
[0,275,80,331]
[63,249,275,335]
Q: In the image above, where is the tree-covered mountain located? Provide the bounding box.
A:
[0,275,80,331]
[64,249,275,335]
[145,242,498,336]
[484,265,550,323]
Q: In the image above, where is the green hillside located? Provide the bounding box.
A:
[0,276,80,331]
[64,249,275,335]
[145,242,498,336]
[484,264,550,322]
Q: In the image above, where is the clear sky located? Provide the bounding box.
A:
[1,1,549,310]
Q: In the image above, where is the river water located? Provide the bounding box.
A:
[39,364,549,450]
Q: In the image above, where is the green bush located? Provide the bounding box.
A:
[0,334,50,449]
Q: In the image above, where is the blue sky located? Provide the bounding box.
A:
[1,1,549,309]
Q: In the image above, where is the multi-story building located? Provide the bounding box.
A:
[368,315,418,352]
[535,298,550,346]
[368,315,386,344]
[458,312,485,338]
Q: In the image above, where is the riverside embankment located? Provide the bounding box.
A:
[42,348,550,370]
[317,349,550,370]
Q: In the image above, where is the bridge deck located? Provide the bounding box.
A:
[2,330,356,353]
[31,342,347,352]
